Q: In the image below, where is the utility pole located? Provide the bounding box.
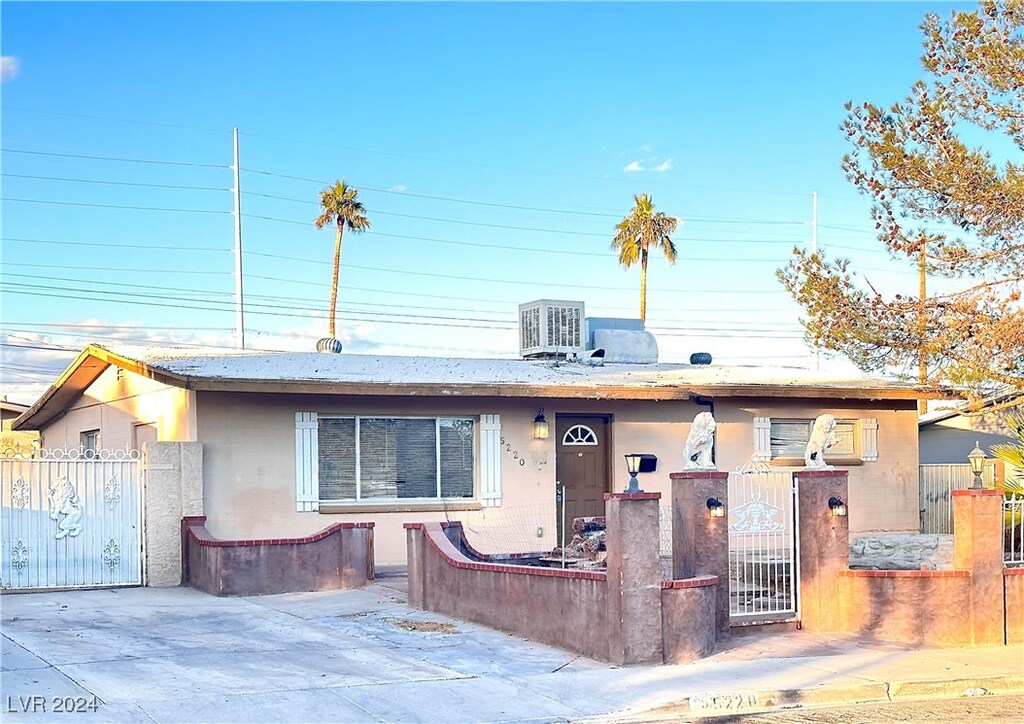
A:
[918,237,928,415]
[811,191,820,372]
[232,127,246,350]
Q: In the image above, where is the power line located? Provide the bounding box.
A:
[3,148,229,169]
[1,172,231,192]
[2,197,230,214]
[2,262,229,275]
[2,237,228,253]
[4,106,230,134]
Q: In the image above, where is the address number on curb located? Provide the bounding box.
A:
[689,692,760,712]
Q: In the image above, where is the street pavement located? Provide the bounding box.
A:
[2,572,1022,723]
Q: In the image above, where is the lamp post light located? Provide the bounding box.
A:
[706,497,725,519]
[624,454,643,493]
[968,441,986,490]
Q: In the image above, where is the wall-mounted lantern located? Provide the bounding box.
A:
[968,440,986,490]
[828,496,847,517]
[706,497,725,519]
[533,408,549,440]
[624,453,643,493]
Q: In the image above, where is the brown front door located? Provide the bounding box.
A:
[555,415,610,544]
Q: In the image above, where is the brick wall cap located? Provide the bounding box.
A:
[951,488,1002,497]
[1004,567,1024,576]
[182,515,208,524]
[793,469,849,478]
[661,575,719,589]
[840,569,970,578]
[669,471,729,480]
[403,523,423,530]
[186,519,373,547]
[603,492,661,501]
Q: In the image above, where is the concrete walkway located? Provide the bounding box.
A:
[2,573,1022,723]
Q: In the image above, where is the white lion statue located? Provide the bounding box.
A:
[683,411,717,470]
[804,414,838,469]
[48,477,84,538]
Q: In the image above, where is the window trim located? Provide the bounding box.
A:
[81,429,100,459]
[317,414,478,505]
[769,418,863,467]
[562,424,599,446]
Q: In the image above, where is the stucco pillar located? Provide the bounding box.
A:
[795,469,849,633]
[405,524,426,609]
[143,441,203,587]
[952,488,1004,645]
[669,471,730,638]
[604,492,664,666]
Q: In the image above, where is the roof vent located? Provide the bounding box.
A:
[518,300,585,358]
[316,337,343,354]
[689,352,713,365]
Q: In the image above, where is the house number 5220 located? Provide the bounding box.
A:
[499,437,526,466]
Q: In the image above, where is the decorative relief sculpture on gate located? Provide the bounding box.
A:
[683,412,717,470]
[103,475,121,509]
[11,539,29,573]
[48,477,84,538]
[102,538,121,571]
[804,414,838,469]
[11,477,30,509]
[729,499,784,533]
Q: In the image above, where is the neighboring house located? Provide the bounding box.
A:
[11,343,934,566]
[919,391,1023,485]
[1,399,39,453]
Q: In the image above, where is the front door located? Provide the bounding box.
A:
[555,416,610,544]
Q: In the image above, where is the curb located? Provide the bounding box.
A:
[600,674,1024,721]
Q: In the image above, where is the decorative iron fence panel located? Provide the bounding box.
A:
[1,447,143,590]
[727,466,797,620]
[1005,494,1024,566]
[919,463,997,534]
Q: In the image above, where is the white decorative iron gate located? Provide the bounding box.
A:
[1,447,144,590]
[728,463,798,621]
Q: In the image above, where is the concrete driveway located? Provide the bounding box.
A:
[2,573,606,723]
[4,573,1023,723]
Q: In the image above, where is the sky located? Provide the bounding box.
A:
[0,1,973,404]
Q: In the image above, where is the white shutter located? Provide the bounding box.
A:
[860,418,879,462]
[295,412,319,512]
[480,414,502,507]
[753,417,772,461]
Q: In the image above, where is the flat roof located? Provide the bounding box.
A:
[13,343,947,431]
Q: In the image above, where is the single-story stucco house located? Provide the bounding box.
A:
[10,342,937,568]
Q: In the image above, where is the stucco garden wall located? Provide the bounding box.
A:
[194,391,920,565]
[38,366,195,449]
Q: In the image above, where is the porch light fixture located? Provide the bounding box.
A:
[828,496,847,517]
[968,441,986,490]
[706,497,725,519]
[624,453,643,493]
[532,408,549,440]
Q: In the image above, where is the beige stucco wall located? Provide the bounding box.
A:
[36,366,196,449]
[143,441,204,586]
[195,391,919,565]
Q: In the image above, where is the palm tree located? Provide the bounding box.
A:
[314,180,371,338]
[611,194,679,326]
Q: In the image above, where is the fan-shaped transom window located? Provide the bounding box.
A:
[562,424,598,446]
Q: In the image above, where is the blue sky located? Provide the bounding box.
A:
[1,2,967,401]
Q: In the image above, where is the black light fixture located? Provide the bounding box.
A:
[706,497,725,519]
[828,496,847,517]
[968,441,986,490]
[533,408,549,440]
[624,453,643,493]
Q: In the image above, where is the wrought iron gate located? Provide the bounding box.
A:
[1,446,144,590]
[727,463,798,621]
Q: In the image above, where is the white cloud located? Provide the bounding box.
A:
[388,185,408,193]
[638,144,652,153]
[623,157,674,173]
[1,56,19,82]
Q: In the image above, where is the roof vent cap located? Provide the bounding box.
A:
[689,352,713,365]
[316,338,343,354]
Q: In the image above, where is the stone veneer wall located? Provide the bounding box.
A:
[182,516,374,596]
[849,533,954,571]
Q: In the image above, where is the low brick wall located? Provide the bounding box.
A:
[1006,568,1024,645]
[662,577,718,663]
[838,570,973,645]
[406,521,612,661]
[182,516,374,596]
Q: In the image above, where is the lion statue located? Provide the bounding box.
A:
[683,411,717,470]
[48,477,84,538]
[804,414,838,469]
